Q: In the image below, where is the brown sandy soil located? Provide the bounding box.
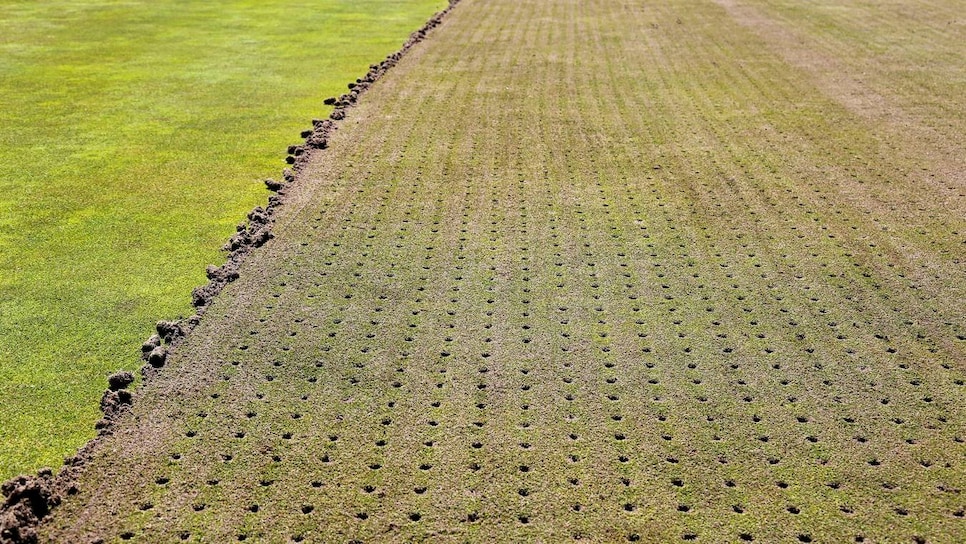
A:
[21,0,966,542]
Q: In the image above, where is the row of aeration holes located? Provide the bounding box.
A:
[553,193,641,520]
[360,166,537,522]
[332,161,447,521]
[342,166,508,525]
[463,175,510,506]
[504,173,539,526]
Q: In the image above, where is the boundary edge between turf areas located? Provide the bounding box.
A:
[0,2,462,542]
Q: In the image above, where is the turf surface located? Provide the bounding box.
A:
[0,0,446,480]
[39,0,964,541]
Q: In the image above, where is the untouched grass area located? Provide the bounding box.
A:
[0,0,446,480]
[38,0,964,542]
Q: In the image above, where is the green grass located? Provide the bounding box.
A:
[0,0,445,481]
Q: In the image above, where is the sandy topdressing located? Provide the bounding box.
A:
[30,0,966,542]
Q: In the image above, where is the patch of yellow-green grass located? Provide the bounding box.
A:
[0,0,446,480]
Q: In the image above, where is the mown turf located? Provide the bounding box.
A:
[0,0,446,480]
[40,0,964,542]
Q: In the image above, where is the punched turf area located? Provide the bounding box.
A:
[39,0,964,542]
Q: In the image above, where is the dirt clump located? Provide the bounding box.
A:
[139,335,161,359]
[206,263,239,283]
[107,371,134,391]
[98,389,132,421]
[0,470,60,544]
[156,320,185,345]
[146,346,167,368]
